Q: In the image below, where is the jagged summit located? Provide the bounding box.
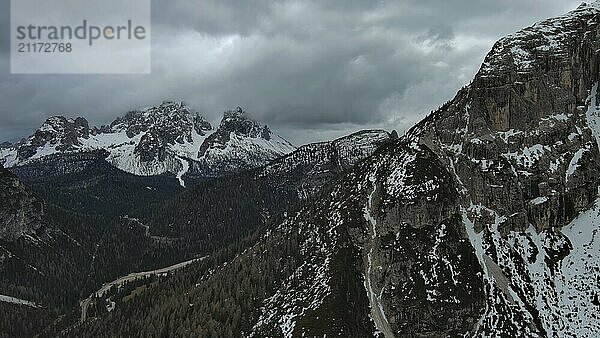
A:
[191,107,295,177]
[220,106,273,140]
[197,106,291,158]
[12,116,90,163]
[110,101,212,138]
[105,101,213,163]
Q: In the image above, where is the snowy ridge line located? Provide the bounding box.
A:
[480,0,600,75]
[0,103,296,180]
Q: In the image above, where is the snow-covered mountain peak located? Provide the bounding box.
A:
[480,1,600,76]
[109,101,212,139]
[37,115,90,141]
[197,107,294,159]
[6,115,91,165]
[219,106,273,140]
[100,101,214,164]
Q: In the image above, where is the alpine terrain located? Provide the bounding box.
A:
[3,2,600,338]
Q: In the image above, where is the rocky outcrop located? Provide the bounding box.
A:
[415,2,600,232]
[396,3,600,335]
[0,166,43,241]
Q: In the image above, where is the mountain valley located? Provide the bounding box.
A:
[3,2,600,338]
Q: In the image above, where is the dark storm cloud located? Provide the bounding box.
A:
[0,0,583,144]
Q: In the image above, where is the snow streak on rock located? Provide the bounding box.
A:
[363,178,394,338]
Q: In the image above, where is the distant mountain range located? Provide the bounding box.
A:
[0,102,295,186]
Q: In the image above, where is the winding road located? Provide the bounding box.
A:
[80,256,207,323]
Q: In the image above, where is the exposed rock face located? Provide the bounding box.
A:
[247,137,485,337]
[0,142,12,149]
[246,3,600,337]
[111,101,212,162]
[15,116,90,163]
[417,1,600,233]
[0,166,43,241]
[198,107,284,157]
[191,107,296,177]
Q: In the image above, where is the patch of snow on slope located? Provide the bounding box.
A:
[0,295,40,308]
[586,82,600,146]
[176,158,189,188]
[250,212,336,337]
[503,144,550,168]
[530,196,549,206]
[566,148,586,181]
[168,129,209,161]
[385,153,418,198]
[555,196,600,337]
[506,197,600,338]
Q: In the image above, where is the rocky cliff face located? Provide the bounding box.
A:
[0,166,43,241]
[110,101,212,163]
[420,1,600,232]
[14,116,90,164]
[243,3,600,337]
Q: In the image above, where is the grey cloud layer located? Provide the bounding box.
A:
[0,0,582,144]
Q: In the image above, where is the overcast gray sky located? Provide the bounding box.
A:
[0,0,583,145]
